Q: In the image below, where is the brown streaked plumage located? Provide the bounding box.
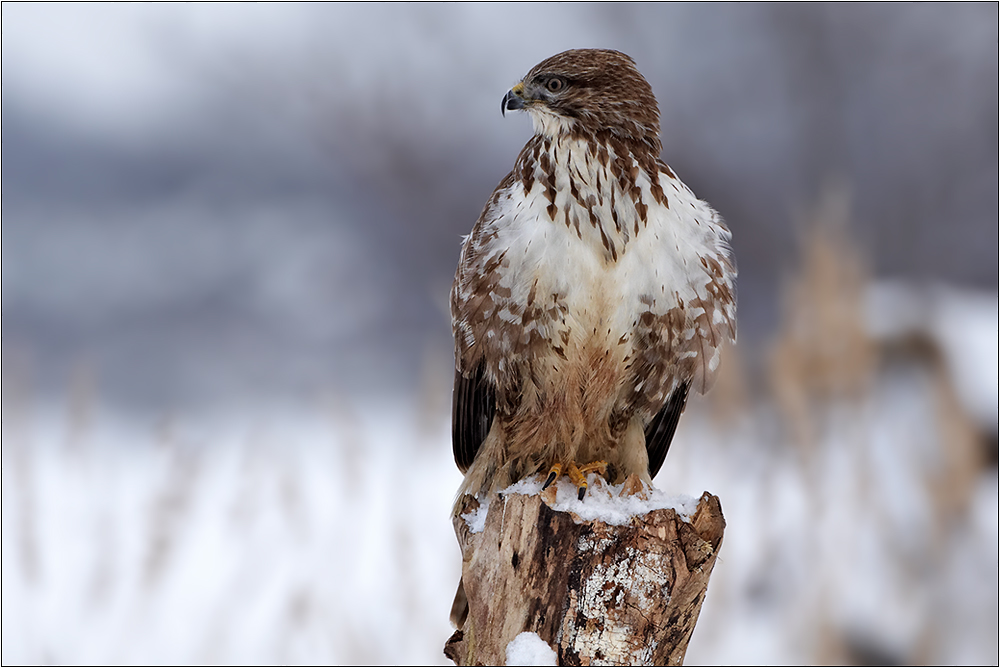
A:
[450,48,736,506]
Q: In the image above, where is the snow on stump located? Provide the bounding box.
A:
[444,475,725,666]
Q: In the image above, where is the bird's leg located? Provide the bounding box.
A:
[570,460,609,500]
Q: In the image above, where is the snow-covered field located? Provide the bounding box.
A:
[4,321,997,665]
[2,397,468,664]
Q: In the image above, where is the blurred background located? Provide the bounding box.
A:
[2,4,997,664]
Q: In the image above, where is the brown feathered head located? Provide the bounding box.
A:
[502,49,661,149]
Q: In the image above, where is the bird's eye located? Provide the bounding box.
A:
[545,77,565,93]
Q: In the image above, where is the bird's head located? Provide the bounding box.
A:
[502,49,661,147]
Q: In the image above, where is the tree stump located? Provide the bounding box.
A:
[444,476,725,666]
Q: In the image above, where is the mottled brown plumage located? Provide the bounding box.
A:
[451,49,736,504]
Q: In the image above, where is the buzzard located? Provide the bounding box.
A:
[451,49,736,505]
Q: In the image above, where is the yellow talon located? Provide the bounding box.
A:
[543,463,562,490]
[543,460,609,499]
[568,462,588,500]
[579,460,608,477]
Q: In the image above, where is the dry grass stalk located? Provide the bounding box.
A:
[768,185,876,451]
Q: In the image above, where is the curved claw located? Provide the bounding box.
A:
[543,463,562,490]
[568,462,588,500]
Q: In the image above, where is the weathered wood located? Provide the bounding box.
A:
[445,479,725,666]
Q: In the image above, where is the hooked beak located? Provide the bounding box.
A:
[501,82,526,117]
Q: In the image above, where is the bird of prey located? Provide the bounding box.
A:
[450,49,736,505]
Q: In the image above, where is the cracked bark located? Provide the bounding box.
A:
[444,483,725,666]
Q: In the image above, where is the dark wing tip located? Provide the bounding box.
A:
[644,381,691,480]
[452,361,496,472]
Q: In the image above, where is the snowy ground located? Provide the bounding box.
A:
[2,399,464,665]
[3,286,997,665]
